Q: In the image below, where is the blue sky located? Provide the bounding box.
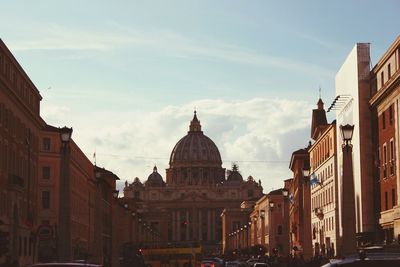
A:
[1,1,399,191]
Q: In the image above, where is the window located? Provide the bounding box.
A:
[42,166,50,179]
[381,71,384,87]
[42,191,50,209]
[389,105,393,125]
[392,188,396,208]
[42,138,51,151]
[388,63,391,78]
[382,111,386,129]
[385,191,388,210]
[248,189,254,198]
[390,140,394,176]
[383,143,387,178]
[134,191,140,198]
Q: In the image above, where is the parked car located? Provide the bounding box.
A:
[245,258,259,267]
[225,261,246,267]
[321,246,400,267]
[201,257,224,267]
[252,263,270,267]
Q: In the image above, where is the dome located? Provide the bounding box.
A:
[169,111,222,166]
[227,164,243,183]
[130,177,143,187]
[145,166,165,187]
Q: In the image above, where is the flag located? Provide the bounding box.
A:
[289,194,294,204]
[310,173,320,186]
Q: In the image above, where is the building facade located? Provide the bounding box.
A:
[334,43,377,244]
[38,125,96,263]
[123,113,263,253]
[221,202,253,254]
[264,188,290,257]
[370,35,400,244]
[309,99,339,257]
[0,38,44,266]
[288,147,312,260]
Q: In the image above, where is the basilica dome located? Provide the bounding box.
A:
[166,112,225,186]
[169,111,222,166]
[226,164,243,183]
[145,166,165,187]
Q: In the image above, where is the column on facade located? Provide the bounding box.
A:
[172,210,176,241]
[191,208,197,242]
[253,219,258,245]
[207,210,211,241]
[186,209,190,241]
[211,209,216,241]
[177,209,181,241]
[198,209,202,241]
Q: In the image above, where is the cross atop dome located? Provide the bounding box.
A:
[189,110,202,132]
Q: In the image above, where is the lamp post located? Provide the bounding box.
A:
[302,168,310,182]
[253,217,258,246]
[111,189,119,267]
[268,201,275,255]
[58,126,73,262]
[94,169,105,265]
[340,124,356,256]
[260,210,265,247]
[301,166,311,258]
[113,190,119,199]
[282,189,289,257]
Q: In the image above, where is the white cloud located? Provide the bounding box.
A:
[8,23,334,78]
[41,97,313,194]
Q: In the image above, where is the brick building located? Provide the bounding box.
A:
[38,125,96,262]
[370,35,400,243]
[309,99,340,257]
[264,187,290,257]
[0,38,44,266]
[288,147,312,259]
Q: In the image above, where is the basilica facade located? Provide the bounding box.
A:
[123,112,263,251]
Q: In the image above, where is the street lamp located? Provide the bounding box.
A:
[281,188,290,257]
[60,126,73,144]
[269,201,275,210]
[340,124,356,256]
[302,168,310,179]
[260,210,265,219]
[340,124,355,147]
[282,189,289,197]
[113,190,119,199]
[58,126,73,262]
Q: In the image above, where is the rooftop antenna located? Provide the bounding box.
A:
[319,86,322,99]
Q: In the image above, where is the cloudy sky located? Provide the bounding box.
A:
[1,0,398,193]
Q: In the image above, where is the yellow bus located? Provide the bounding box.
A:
[141,246,202,267]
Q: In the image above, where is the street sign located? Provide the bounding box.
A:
[36,224,53,241]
